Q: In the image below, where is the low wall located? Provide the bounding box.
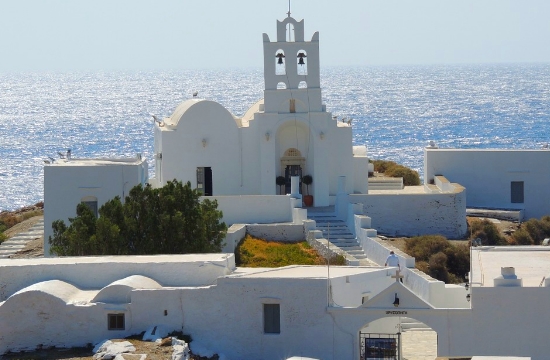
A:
[223,224,247,253]
[246,224,305,242]
[351,187,467,238]
[208,195,292,225]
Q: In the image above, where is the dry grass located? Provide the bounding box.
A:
[235,235,345,267]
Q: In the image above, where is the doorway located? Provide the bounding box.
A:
[196,167,212,196]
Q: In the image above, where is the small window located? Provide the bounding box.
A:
[108,314,125,330]
[289,99,296,113]
[82,200,98,217]
[263,304,280,334]
[511,181,524,203]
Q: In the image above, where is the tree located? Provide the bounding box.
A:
[276,176,286,195]
[302,175,313,195]
[49,180,227,256]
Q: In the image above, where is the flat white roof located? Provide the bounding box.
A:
[471,246,550,287]
[0,253,232,267]
[230,265,383,279]
[46,157,145,167]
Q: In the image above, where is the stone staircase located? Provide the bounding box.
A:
[368,177,403,191]
[307,210,372,265]
[0,219,44,259]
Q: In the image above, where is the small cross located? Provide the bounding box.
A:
[391,269,404,282]
[287,0,291,17]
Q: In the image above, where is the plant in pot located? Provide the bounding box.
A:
[276,176,286,195]
[302,174,313,207]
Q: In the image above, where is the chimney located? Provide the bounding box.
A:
[494,267,522,287]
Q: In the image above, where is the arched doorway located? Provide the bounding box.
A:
[360,317,437,360]
[281,148,305,194]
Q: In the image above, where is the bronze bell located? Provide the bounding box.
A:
[276,53,285,64]
[297,52,307,65]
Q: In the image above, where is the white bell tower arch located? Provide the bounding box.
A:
[262,15,322,114]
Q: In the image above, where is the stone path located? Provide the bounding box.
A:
[0,219,44,259]
[401,329,438,360]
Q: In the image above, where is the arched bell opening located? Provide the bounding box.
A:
[275,49,286,75]
[297,50,307,75]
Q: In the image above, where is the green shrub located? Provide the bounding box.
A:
[405,235,449,262]
[372,159,420,186]
[511,228,534,245]
[372,160,398,173]
[469,219,506,246]
[444,244,470,279]
[520,218,550,245]
[428,252,450,283]
[385,166,421,186]
[405,235,469,283]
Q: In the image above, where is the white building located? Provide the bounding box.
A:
[151,16,369,206]
[43,155,148,256]
[424,147,550,221]
[0,245,547,359]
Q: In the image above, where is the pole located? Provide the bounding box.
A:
[327,222,330,307]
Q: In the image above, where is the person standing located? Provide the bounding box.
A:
[385,250,400,270]
[385,251,403,282]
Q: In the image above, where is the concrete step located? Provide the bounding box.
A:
[401,322,431,330]
[309,214,369,265]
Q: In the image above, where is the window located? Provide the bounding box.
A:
[289,99,296,113]
[81,197,98,217]
[263,304,280,334]
[108,314,125,330]
[511,181,524,203]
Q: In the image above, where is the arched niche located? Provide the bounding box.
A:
[298,81,307,89]
[277,82,288,89]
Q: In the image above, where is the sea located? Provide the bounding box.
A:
[1,63,549,211]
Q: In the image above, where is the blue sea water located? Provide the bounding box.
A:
[1,64,549,211]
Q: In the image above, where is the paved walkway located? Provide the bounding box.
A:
[0,219,44,258]
[401,329,437,360]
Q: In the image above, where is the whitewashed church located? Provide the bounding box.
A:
[150,15,368,204]
[4,12,550,360]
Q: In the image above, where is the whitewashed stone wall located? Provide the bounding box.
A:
[352,187,467,238]
[425,148,550,220]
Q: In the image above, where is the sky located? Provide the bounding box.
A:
[1,0,550,72]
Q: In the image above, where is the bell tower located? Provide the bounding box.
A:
[262,15,323,114]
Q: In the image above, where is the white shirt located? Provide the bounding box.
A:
[385,253,400,268]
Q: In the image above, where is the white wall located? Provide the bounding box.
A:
[352,187,468,239]
[0,254,234,301]
[210,195,292,225]
[425,149,550,220]
[43,158,147,256]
